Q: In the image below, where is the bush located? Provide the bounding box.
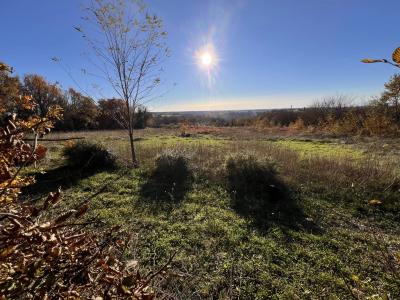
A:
[63,141,118,171]
[225,155,289,216]
[141,150,193,202]
[0,82,157,298]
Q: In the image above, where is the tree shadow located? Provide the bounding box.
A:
[139,153,193,209]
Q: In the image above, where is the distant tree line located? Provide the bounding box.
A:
[230,96,354,128]
[2,61,400,136]
[150,74,400,137]
[0,66,151,131]
[232,75,400,136]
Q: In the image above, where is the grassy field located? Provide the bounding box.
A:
[24,127,400,299]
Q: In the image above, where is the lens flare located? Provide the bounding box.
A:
[196,43,218,70]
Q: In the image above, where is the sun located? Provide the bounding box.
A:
[200,52,213,67]
[196,44,218,70]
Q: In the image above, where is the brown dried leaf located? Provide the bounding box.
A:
[74,203,89,218]
[0,245,17,258]
[54,210,76,224]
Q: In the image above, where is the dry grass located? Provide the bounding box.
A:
[44,128,399,183]
[28,128,400,298]
[42,129,400,223]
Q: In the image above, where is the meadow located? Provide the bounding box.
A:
[24,127,400,299]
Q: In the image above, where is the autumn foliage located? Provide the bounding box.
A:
[0,63,161,299]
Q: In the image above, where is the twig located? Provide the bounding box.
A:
[383,177,398,192]
[0,212,33,223]
[23,137,85,142]
[341,275,360,300]
[136,251,177,293]
[382,59,400,68]
[49,220,104,230]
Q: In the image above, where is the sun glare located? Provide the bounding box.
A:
[196,44,218,71]
[200,52,213,67]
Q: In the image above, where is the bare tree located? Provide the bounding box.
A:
[309,95,354,124]
[77,0,168,166]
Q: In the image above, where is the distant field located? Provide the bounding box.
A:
[26,127,400,299]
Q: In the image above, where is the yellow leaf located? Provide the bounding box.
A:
[368,199,382,206]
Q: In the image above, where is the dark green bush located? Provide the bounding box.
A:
[225,155,289,216]
[63,141,118,171]
[140,151,193,202]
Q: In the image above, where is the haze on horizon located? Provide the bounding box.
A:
[1,0,399,112]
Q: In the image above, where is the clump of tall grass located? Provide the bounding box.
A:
[63,141,118,171]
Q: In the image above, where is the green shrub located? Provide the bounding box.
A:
[225,155,289,216]
[63,141,118,171]
[141,150,193,202]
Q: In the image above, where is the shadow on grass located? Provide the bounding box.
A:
[139,153,193,210]
[232,190,322,235]
[22,141,120,199]
[21,166,105,200]
[226,156,322,234]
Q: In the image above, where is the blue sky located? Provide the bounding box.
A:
[1,0,399,111]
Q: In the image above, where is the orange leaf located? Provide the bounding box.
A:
[392,47,400,63]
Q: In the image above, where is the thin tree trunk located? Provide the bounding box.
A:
[128,128,137,167]
[126,104,138,167]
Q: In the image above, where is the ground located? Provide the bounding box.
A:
[24,127,400,299]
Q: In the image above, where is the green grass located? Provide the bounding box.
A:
[273,139,364,160]
[30,129,400,299]
[137,134,226,147]
[57,169,399,299]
